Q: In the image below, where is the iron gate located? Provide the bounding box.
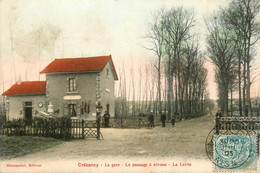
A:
[70,119,101,139]
[83,120,98,139]
[216,116,260,134]
[206,116,260,162]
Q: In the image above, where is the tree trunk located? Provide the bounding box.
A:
[246,33,252,116]
[157,55,162,115]
[238,52,242,116]
[230,81,233,117]
[243,56,246,116]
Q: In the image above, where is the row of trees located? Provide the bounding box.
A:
[115,60,158,117]
[115,7,210,120]
[147,8,209,120]
[206,0,260,116]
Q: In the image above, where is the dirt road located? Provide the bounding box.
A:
[12,113,215,160]
[1,113,216,172]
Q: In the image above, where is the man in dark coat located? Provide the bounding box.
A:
[148,111,154,128]
[215,110,222,134]
[216,110,222,118]
[161,112,166,127]
[171,117,175,127]
[103,111,110,128]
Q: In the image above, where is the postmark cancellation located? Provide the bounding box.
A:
[213,134,257,172]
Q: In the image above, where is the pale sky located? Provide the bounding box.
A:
[0,0,259,99]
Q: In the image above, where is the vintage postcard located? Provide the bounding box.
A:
[0,0,259,172]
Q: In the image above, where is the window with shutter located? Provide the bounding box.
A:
[67,78,69,92]
[75,77,78,91]
[76,103,81,116]
[87,101,91,114]
[21,102,25,115]
[63,104,69,116]
[81,102,84,114]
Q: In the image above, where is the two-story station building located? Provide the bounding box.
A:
[2,55,118,121]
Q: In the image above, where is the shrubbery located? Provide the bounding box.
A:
[2,116,72,140]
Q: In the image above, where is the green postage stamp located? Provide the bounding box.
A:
[213,134,257,171]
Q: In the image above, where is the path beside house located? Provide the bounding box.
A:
[0,112,216,172]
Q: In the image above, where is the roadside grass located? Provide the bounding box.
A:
[0,135,64,159]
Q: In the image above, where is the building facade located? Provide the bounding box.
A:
[3,55,118,121]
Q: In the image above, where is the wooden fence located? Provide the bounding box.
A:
[105,112,207,129]
[102,117,152,128]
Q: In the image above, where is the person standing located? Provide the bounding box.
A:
[171,117,175,127]
[161,112,166,127]
[103,111,110,128]
[147,113,151,128]
[151,112,155,128]
[216,110,222,118]
[215,110,222,134]
[148,111,154,128]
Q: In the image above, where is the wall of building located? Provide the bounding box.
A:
[100,60,116,117]
[5,62,116,120]
[46,72,98,119]
[6,95,46,120]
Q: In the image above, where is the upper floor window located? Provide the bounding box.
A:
[68,78,77,92]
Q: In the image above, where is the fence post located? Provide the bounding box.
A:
[97,117,100,140]
[216,116,219,135]
[82,119,85,139]
[24,121,26,136]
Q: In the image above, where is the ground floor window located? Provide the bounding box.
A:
[68,104,77,117]
[24,101,32,124]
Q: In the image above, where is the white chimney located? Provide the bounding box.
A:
[17,75,22,85]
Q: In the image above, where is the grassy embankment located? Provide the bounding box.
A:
[0,136,64,159]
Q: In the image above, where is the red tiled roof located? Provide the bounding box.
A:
[2,81,46,96]
[40,55,118,80]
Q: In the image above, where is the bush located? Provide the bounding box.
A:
[0,115,6,128]
[3,117,72,140]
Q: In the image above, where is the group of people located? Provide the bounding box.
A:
[147,111,175,128]
[161,112,175,128]
[103,109,240,129]
[147,112,155,128]
[104,111,177,128]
